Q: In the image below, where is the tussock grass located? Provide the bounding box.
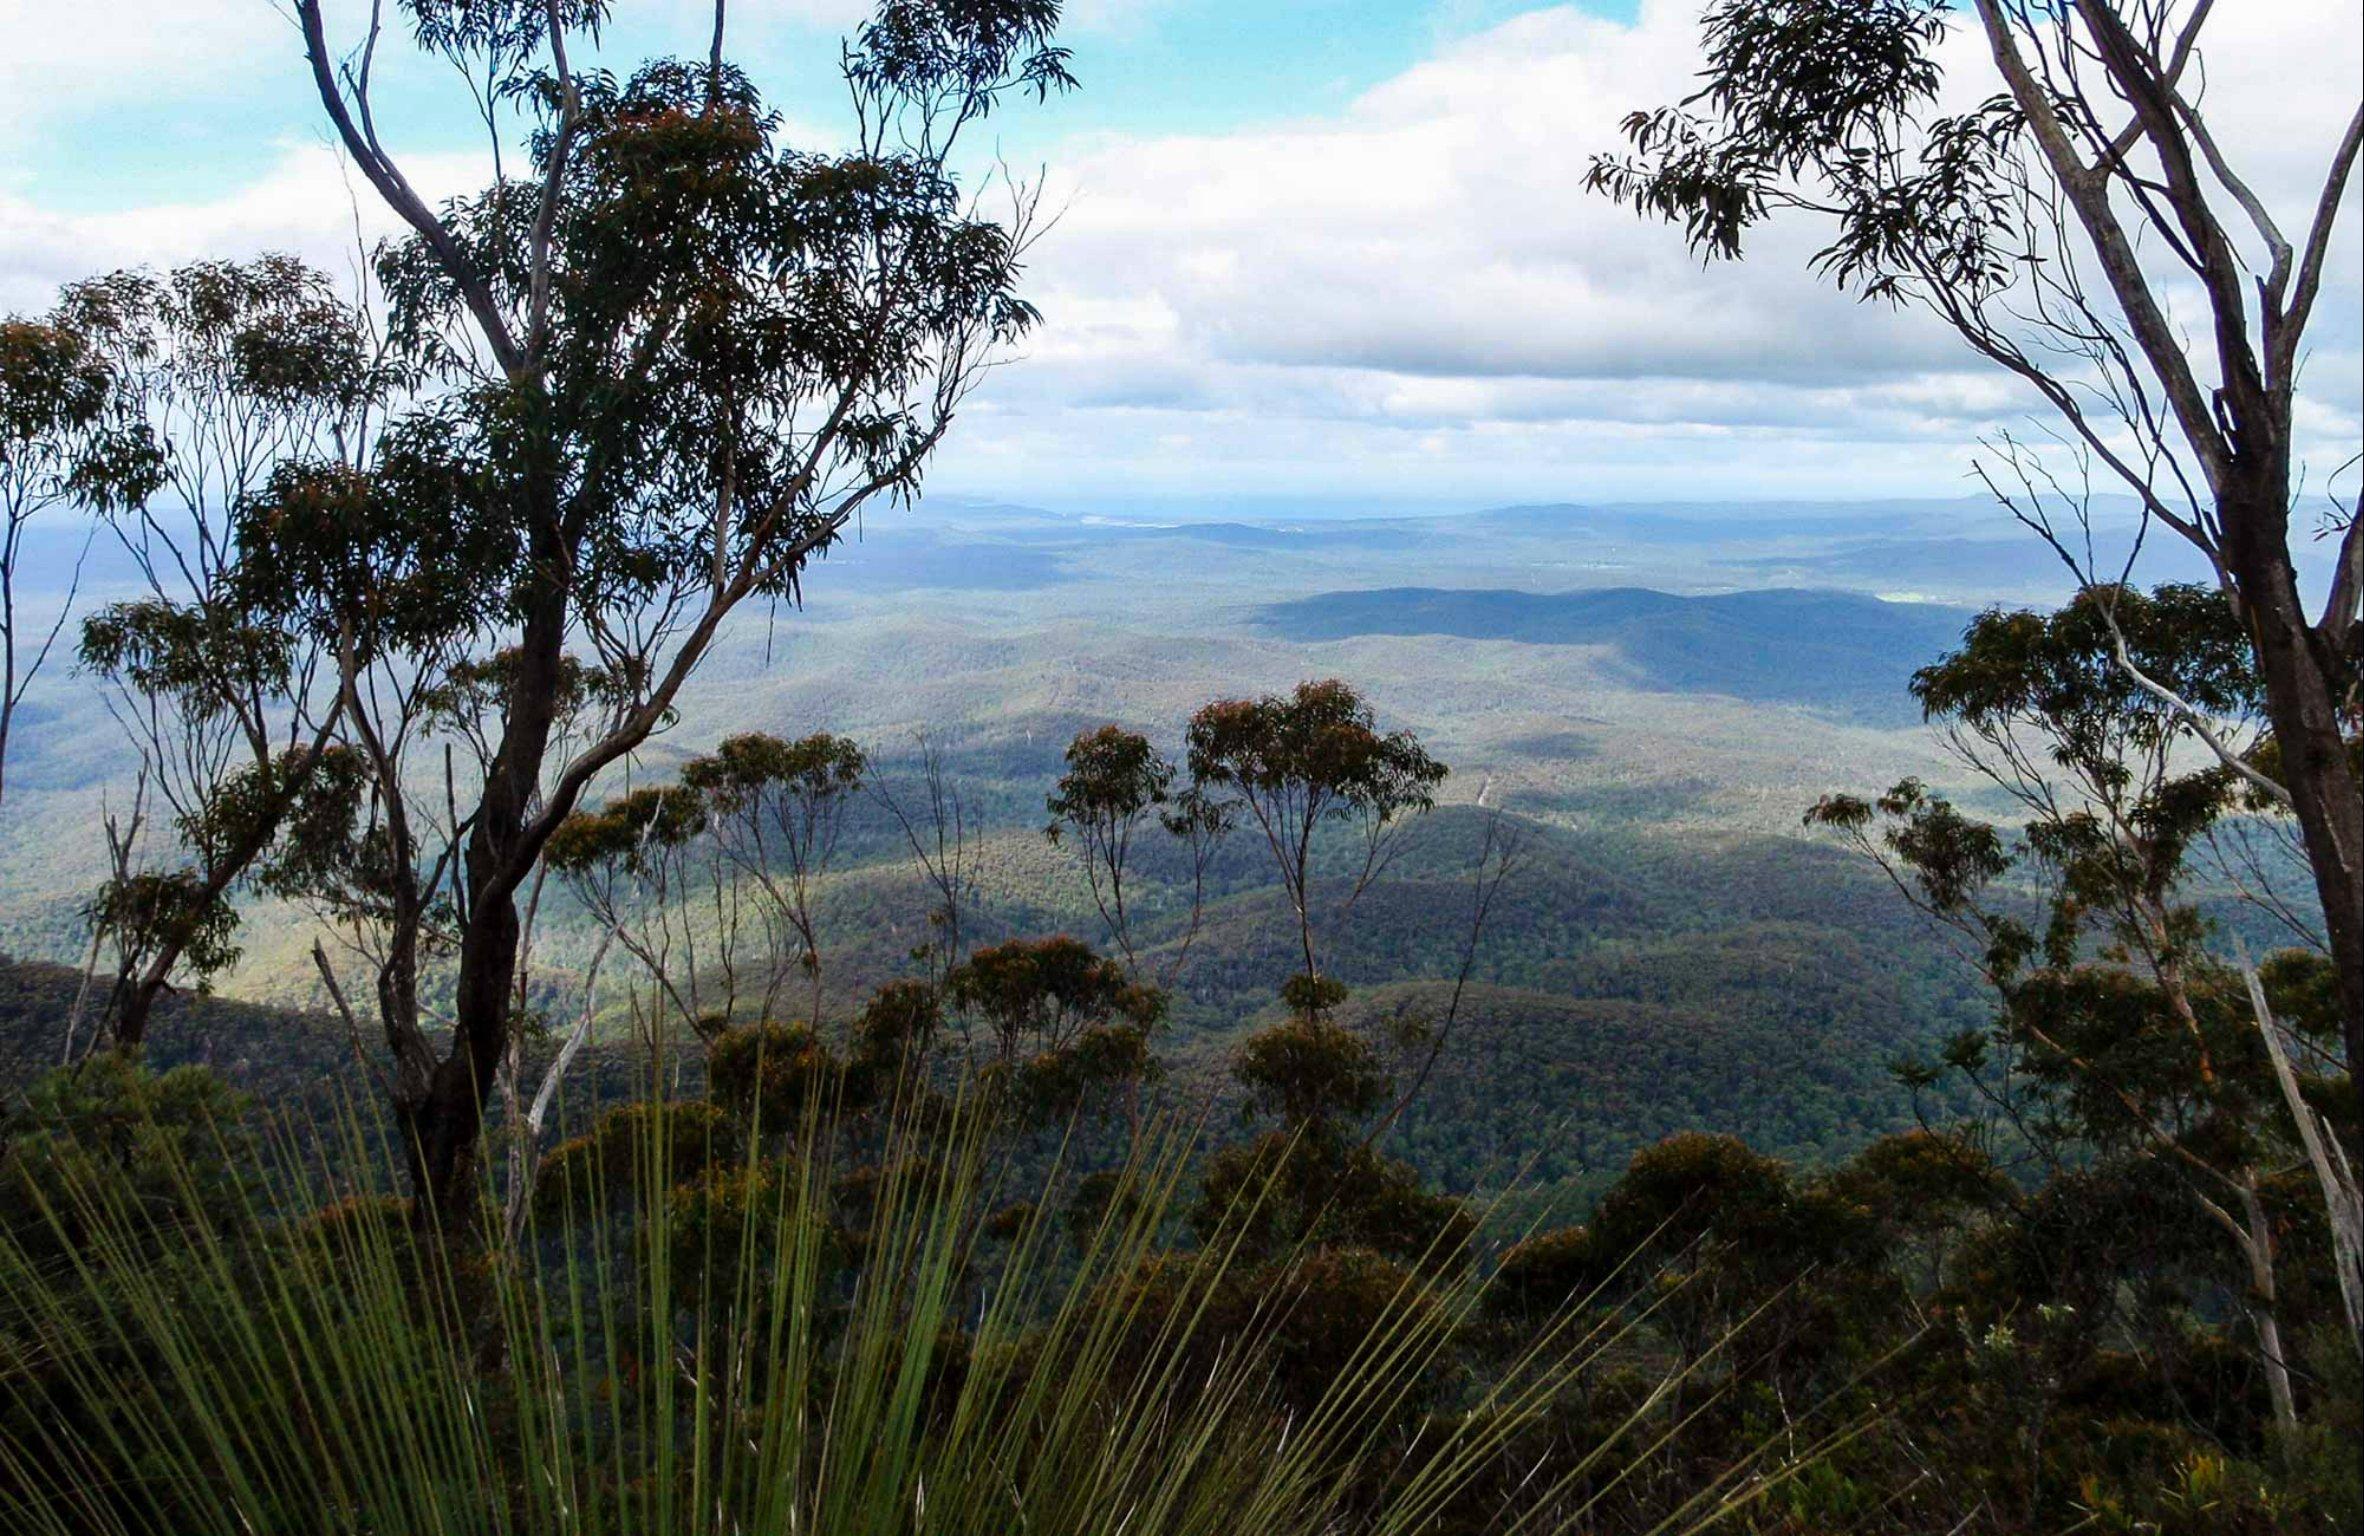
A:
[0,1084,1804,1535]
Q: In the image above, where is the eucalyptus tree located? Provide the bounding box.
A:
[1046,723,1231,984]
[263,0,1069,1218]
[1590,0,2364,1068]
[943,934,1164,1124]
[1185,679,1446,1001]
[542,782,720,1048]
[1809,585,2355,1428]
[63,258,384,1049]
[541,733,869,1053]
[682,730,870,1028]
[0,311,157,816]
[1046,725,1172,977]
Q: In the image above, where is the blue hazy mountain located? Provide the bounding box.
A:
[1260,586,1976,722]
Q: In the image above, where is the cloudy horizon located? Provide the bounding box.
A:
[4,0,2356,514]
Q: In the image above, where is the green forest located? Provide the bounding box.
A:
[0,2,2356,1534]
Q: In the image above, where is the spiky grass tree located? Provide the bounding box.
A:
[0,1079,1828,1535]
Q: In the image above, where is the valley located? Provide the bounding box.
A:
[0,495,2254,1197]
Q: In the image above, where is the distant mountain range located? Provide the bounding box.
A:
[0,496,2220,1195]
[1260,586,1976,722]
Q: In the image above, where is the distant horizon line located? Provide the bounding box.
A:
[909,488,2148,523]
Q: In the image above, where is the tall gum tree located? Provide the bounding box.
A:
[0,310,157,819]
[267,0,1071,1221]
[1184,679,1446,1003]
[1589,0,2364,1077]
[68,258,382,1051]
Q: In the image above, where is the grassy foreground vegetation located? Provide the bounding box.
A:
[0,1065,1820,1536]
[0,606,2353,1534]
[0,605,2352,1536]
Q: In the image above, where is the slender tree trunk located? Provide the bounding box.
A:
[2221,487,2364,1087]
[113,964,163,1052]
[411,880,527,1225]
[2237,1175,2301,1441]
[411,570,569,1225]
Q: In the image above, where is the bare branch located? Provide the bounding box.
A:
[313,939,395,1102]
[2280,102,2364,382]
[2096,598,2291,807]
[292,0,526,376]
[2240,952,2363,1358]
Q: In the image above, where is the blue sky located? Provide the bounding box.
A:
[0,0,2354,515]
[9,1,1635,211]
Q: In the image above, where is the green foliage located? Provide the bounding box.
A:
[850,977,942,1072]
[1235,1015,1387,1129]
[1046,723,1173,837]
[1252,1245,1447,1415]
[0,306,160,535]
[851,0,1076,105]
[533,1098,733,1217]
[81,872,242,994]
[76,599,299,730]
[546,785,713,876]
[948,935,1163,1056]
[1584,0,2005,292]
[0,957,382,1114]
[705,1021,848,1135]
[52,255,389,1050]
[1825,1127,2009,1238]
[1591,0,2364,1122]
[52,0,1089,1203]
[0,302,153,806]
[1584,1131,1794,1260]
[1188,678,1447,986]
[1186,678,1447,837]
[1192,1130,1473,1268]
[419,647,648,761]
[0,1058,253,1269]
[1483,1225,1596,1327]
[0,321,146,503]
[0,1091,1675,1536]
[945,935,1165,1126]
[1481,1114,2356,1533]
[1011,1018,1157,1125]
[1280,969,1352,1020]
[1910,585,2260,747]
[226,440,511,660]
[1797,581,2358,1526]
[1043,724,1197,970]
[684,731,868,815]
[12,521,2358,1534]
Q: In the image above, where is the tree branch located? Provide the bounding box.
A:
[293,0,526,377]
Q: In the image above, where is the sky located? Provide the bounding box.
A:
[1,0,2356,514]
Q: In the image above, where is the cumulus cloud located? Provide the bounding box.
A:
[0,144,487,314]
[947,0,2361,500]
[3,0,2354,505]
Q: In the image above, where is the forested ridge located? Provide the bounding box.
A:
[3,797,1996,1198]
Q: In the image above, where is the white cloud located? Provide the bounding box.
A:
[0,0,275,150]
[1017,6,1967,391]
[0,143,487,314]
[2,0,2353,504]
[948,0,2361,500]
